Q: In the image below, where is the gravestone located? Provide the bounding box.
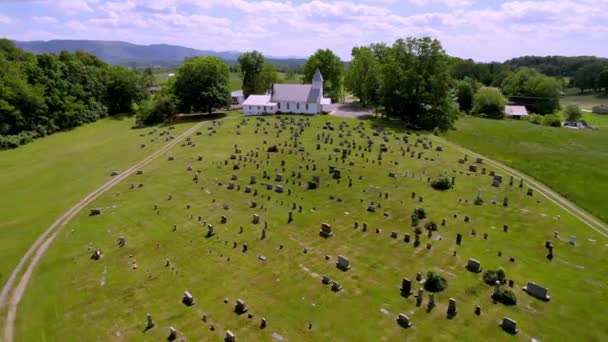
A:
[336,255,351,271]
[331,282,343,292]
[500,317,519,334]
[523,281,551,301]
[322,276,332,285]
[396,313,412,328]
[466,258,482,273]
[456,233,462,245]
[447,298,457,317]
[207,224,215,237]
[90,208,102,216]
[275,185,284,193]
[404,233,411,243]
[320,223,334,238]
[168,327,177,341]
[252,214,260,224]
[400,278,412,296]
[234,299,248,314]
[146,313,155,330]
[182,291,195,306]
[225,330,236,342]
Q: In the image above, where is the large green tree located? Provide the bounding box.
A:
[472,87,507,119]
[501,68,560,114]
[598,70,608,93]
[238,50,265,97]
[106,66,146,115]
[345,46,380,107]
[255,62,279,94]
[173,56,231,114]
[302,49,343,101]
[456,79,475,113]
[378,37,456,130]
[573,62,605,93]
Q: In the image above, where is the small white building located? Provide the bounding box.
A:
[505,105,528,118]
[242,69,331,116]
[231,90,245,105]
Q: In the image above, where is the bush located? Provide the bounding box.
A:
[483,269,506,285]
[424,271,447,292]
[494,288,517,305]
[542,114,562,127]
[527,113,543,125]
[472,87,507,119]
[563,104,582,122]
[431,176,452,190]
[413,207,426,219]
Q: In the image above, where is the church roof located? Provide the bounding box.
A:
[271,84,314,102]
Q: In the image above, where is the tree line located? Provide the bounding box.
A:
[5,35,606,150]
[0,39,152,149]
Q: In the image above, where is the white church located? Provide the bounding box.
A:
[242,69,331,116]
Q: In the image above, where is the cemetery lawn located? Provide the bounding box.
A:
[16,114,608,341]
[444,116,608,224]
[0,116,196,290]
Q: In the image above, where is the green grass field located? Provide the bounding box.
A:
[560,93,608,110]
[0,116,195,290]
[15,114,608,341]
[445,116,608,223]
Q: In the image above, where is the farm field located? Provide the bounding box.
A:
[560,93,608,110]
[444,116,608,223]
[15,114,608,341]
[0,116,196,290]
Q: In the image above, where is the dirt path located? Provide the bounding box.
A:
[0,122,204,342]
[430,136,608,238]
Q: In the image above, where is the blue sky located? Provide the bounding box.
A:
[0,0,606,61]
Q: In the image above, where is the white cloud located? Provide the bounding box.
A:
[4,0,606,61]
[408,0,473,8]
[0,14,15,25]
[32,16,59,24]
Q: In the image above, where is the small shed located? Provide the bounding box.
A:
[232,90,245,105]
[505,105,528,118]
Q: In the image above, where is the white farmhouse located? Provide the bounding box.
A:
[242,69,331,116]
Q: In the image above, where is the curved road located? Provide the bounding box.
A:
[1,122,607,341]
[0,122,204,342]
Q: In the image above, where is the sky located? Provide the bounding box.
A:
[0,0,606,62]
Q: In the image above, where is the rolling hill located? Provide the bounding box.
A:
[15,40,307,69]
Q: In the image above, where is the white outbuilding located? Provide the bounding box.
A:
[505,105,528,118]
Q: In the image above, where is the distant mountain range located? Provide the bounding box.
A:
[14,40,307,69]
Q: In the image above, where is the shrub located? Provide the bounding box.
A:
[542,114,562,127]
[494,288,517,305]
[413,207,426,219]
[424,271,448,292]
[527,113,543,125]
[563,104,582,122]
[483,269,506,285]
[431,176,452,190]
[472,87,507,119]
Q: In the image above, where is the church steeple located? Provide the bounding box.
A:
[312,68,323,90]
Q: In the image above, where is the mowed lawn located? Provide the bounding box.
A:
[560,93,608,110]
[445,116,608,223]
[0,116,195,288]
[16,114,608,341]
